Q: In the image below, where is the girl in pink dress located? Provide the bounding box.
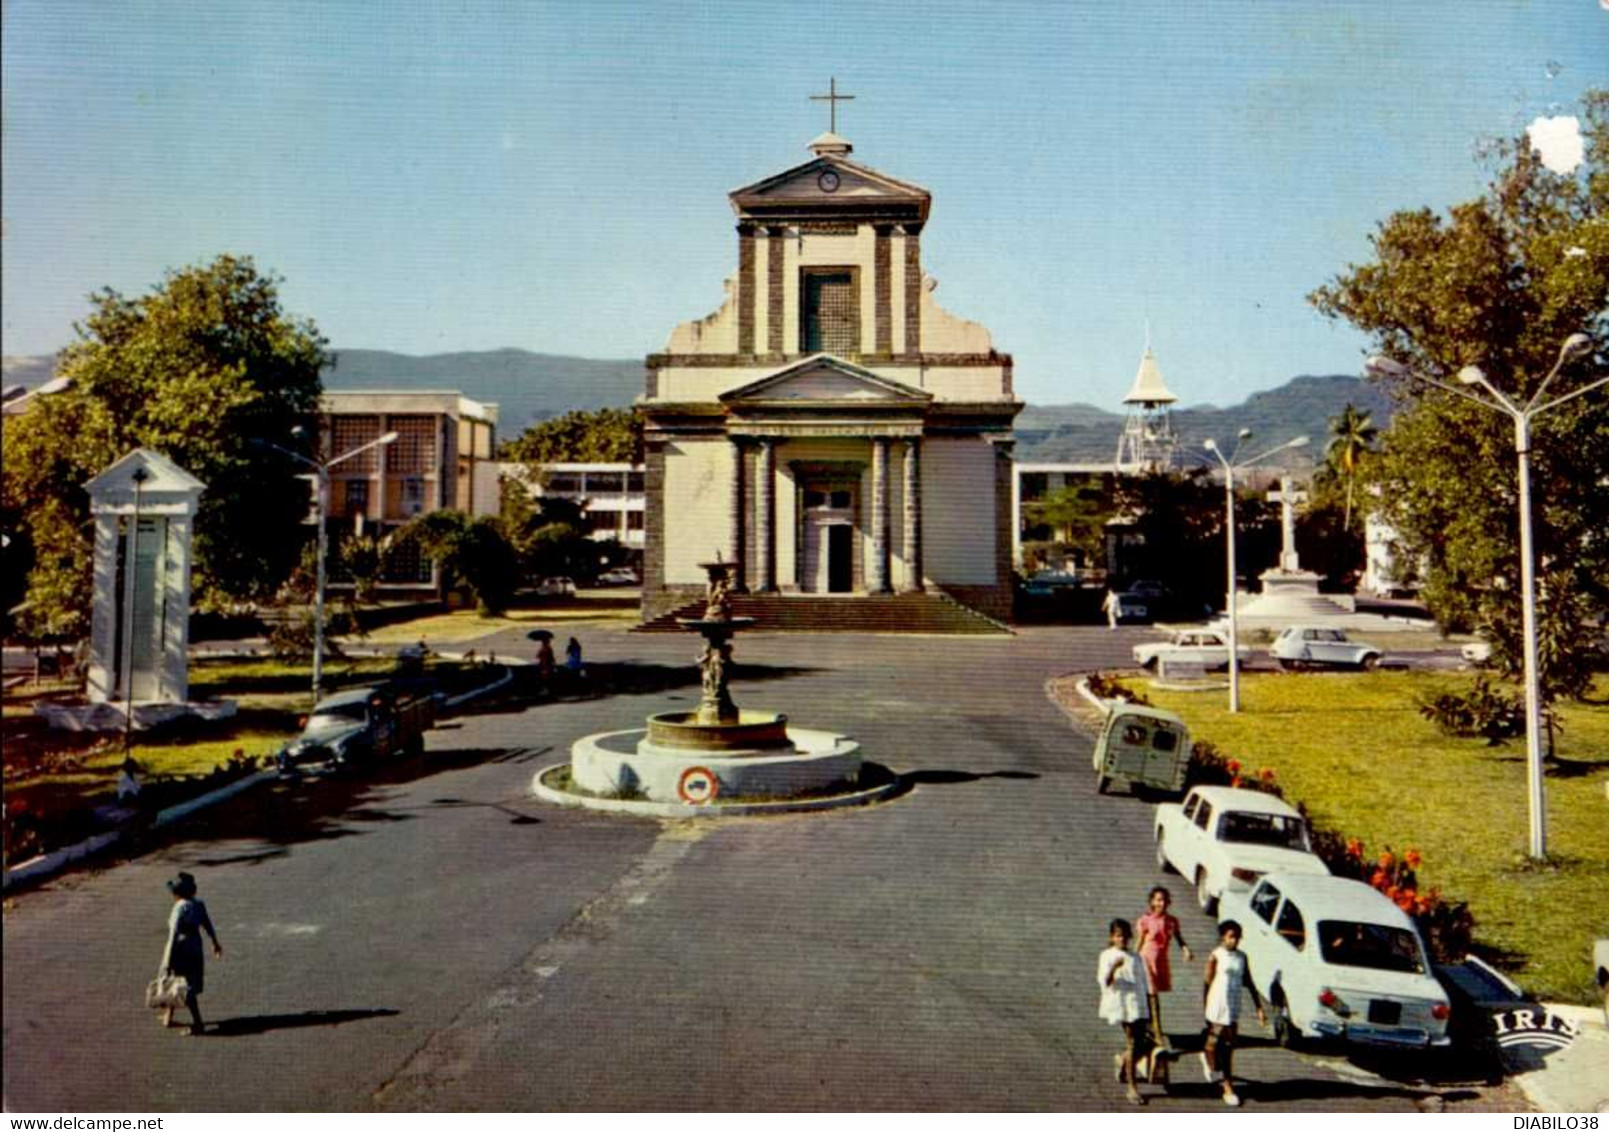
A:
[1136,886,1193,1053]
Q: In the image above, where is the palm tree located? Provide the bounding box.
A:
[1326,403,1378,530]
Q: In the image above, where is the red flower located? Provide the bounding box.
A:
[1385,884,1400,901]
[1230,776,1243,789]
[1396,893,1418,913]
[1226,759,1242,775]
[1258,767,1276,781]
[1370,869,1387,890]
[1404,848,1422,869]
[1346,838,1364,859]
[1378,851,1395,870]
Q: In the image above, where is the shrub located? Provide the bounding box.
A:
[1308,832,1474,962]
[1186,739,1285,798]
[1085,672,1150,705]
[1418,675,1525,744]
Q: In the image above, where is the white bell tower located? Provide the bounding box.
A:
[1114,345,1179,472]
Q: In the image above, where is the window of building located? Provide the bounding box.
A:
[627,471,645,493]
[586,511,619,533]
[545,473,583,494]
[340,479,369,518]
[801,269,858,353]
[626,511,644,531]
[388,416,437,474]
[329,416,382,473]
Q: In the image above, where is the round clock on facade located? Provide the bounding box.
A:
[817,169,841,193]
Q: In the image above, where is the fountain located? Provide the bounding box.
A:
[533,558,893,815]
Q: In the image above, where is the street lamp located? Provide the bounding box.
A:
[1202,430,1310,713]
[1365,333,1600,859]
[259,428,398,707]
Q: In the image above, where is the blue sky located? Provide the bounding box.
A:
[3,1,1605,408]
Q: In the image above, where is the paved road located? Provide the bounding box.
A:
[2,626,1515,1111]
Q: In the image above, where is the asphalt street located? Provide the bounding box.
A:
[2,625,1516,1111]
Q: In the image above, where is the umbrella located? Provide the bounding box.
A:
[525,629,555,642]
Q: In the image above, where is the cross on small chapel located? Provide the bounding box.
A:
[1267,476,1308,573]
[810,77,855,133]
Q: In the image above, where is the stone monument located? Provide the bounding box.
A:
[85,449,204,707]
[536,557,891,814]
[1221,474,1351,628]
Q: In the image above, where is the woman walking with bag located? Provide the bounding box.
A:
[157,872,222,1035]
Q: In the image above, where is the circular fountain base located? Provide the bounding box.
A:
[534,724,895,816]
[645,710,793,750]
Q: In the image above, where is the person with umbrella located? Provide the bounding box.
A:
[528,629,556,689]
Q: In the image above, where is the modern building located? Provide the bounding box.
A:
[500,462,646,551]
[318,391,499,589]
[639,130,1021,624]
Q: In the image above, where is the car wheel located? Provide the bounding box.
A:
[1156,832,1175,874]
[1276,657,1297,672]
[1359,653,1380,671]
[1196,869,1217,915]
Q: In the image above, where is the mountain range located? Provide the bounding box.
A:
[4,348,1393,461]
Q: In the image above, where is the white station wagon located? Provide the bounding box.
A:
[1270,626,1382,670]
[1222,873,1452,1050]
[1154,786,1328,912]
[1133,629,1251,671]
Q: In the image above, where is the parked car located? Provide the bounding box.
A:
[277,683,436,774]
[1270,626,1382,670]
[1154,786,1328,912]
[1113,593,1151,623]
[1133,628,1250,671]
[598,568,639,586]
[1221,873,1452,1050]
[533,576,577,596]
[1092,704,1191,796]
[1461,640,1493,666]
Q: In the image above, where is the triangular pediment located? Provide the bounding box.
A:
[731,156,929,219]
[721,355,932,405]
[84,447,206,497]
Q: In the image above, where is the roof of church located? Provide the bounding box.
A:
[1122,347,1178,406]
[719,354,933,405]
[729,136,930,224]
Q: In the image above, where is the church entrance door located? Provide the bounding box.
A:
[800,485,857,593]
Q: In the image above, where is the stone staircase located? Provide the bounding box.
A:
[633,591,1012,635]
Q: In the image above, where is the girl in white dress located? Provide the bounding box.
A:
[1097,918,1150,1105]
[1200,920,1265,1107]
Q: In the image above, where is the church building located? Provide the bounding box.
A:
[640,128,1021,626]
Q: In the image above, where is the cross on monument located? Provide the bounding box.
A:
[810,77,855,133]
[1267,476,1309,573]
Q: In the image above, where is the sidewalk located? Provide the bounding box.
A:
[1512,1004,1609,1113]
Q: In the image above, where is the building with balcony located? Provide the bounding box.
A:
[318,391,499,590]
[500,462,646,551]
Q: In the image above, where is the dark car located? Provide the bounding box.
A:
[277,683,435,774]
[1432,956,1535,1083]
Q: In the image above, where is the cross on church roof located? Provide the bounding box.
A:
[810,77,855,134]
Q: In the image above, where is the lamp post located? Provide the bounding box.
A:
[123,465,150,751]
[259,429,397,707]
[1202,431,1310,713]
[1366,333,1599,859]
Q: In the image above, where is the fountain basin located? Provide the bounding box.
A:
[645,710,792,750]
[570,725,861,804]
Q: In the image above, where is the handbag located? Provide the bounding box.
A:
[145,973,189,1010]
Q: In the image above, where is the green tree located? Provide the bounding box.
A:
[1324,402,1378,530]
[396,510,520,616]
[1310,90,1609,702]
[501,407,642,464]
[1,255,328,638]
[1022,476,1115,563]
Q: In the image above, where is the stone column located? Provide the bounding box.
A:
[902,438,924,592]
[873,224,893,355]
[767,226,787,355]
[737,223,757,355]
[902,223,923,353]
[753,439,776,592]
[871,437,891,593]
[729,438,747,591]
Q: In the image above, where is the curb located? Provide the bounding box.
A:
[530,763,902,819]
[1073,677,1116,717]
[3,768,277,892]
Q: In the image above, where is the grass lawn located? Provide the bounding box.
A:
[1141,671,1609,1005]
[360,590,639,646]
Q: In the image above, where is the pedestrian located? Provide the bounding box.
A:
[535,637,556,686]
[1097,917,1150,1106]
[1200,919,1265,1107]
[158,872,222,1035]
[565,636,584,677]
[1102,588,1121,630]
[1136,885,1193,1054]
